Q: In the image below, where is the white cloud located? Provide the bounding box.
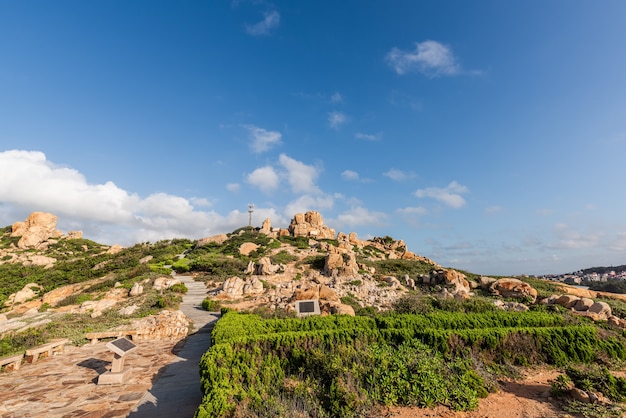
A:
[386,40,460,77]
[341,170,360,181]
[245,10,280,36]
[355,132,382,141]
[245,125,282,153]
[330,92,343,103]
[414,181,469,208]
[284,194,334,218]
[328,111,348,129]
[278,154,321,194]
[226,183,240,192]
[384,168,415,181]
[396,206,428,216]
[334,207,387,227]
[0,150,263,245]
[246,165,280,193]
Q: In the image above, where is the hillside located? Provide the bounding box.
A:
[3,211,626,417]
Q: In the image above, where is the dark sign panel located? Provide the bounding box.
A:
[299,300,316,313]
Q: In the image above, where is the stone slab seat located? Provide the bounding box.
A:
[0,353,24,371]
[24,338,69,363]
[85,330,138,345]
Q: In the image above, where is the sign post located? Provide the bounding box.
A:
[97,337,137,385]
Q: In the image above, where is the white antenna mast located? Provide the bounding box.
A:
[248,203,254,227]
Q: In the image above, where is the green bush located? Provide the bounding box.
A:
[202,298,221,311]
[169,283,188,294]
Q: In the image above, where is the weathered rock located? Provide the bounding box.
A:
[319,285,339,302]
[588,301,612,319]
[139,255,153,264]
[4,283,43,306]
[494,300,530,312]
[243,277,265,295]
[260,218,272,235]
[197,234,228,246]
[129,283,144,297]
[119,305,139,316]
[293,284,319,301]
[13,212,63,249]
[0,313,7,322]
[323,246,359,276]
[239,242,259,256]
[220,277,246,298]
[153,277,181,291]
[573,298,594,312]
[431,269,470,295]
[254,257,279,275]
[570,388,590,403]
[24,255,56,268]
[106,244,123,254]
[490,278,538,303]
[67,230,83,239]
[608,315,626,329]
[130,310,190,340]
[42,283,87,306]
[479,276,497,289]
[556,294,580,308]
[288,211,336,239]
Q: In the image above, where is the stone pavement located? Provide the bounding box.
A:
[0,339,180,418]
[0,274,219,418]
[129,274,219,417]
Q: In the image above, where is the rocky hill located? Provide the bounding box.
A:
[3,210,626,331]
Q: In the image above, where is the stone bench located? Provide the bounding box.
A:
[0,353,24,371]
[85,330,137,345]
[25,338,69,363]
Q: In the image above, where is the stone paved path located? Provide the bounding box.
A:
[128,274,219,418]
[0,273,219,418]
[0,339,180,418]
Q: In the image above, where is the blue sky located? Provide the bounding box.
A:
[1,1,626,276]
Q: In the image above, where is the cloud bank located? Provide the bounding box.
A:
[0,150,283,244]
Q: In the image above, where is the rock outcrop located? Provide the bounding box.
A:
[153,277,182,291]
[219,276,265,298]
[130,310,190,340]
[197,234,228,247]
[4,283,43,306]
[11,212,63,249]
[490,278,538,303]
[288,211,335,239]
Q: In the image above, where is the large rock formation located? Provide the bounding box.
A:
[427,269,471,297]
[490,278,538,303]
[288,211,336,239]
[130,310,190,340]
[197,234,228,247]
[11,212,63,249]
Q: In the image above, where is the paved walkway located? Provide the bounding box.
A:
[128,274,219,418]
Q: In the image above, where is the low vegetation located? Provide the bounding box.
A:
[196,307,626,417]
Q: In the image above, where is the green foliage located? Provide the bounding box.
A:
[201,298,222,312]
[297,255,326,271]
[563,400,626,418]
[169,283,188,293]
[56,293,93,307]
[278,235,310,249]
[566,364,626,402]
[360,258,435,278]
[196,310,626,417]
[270,250,299,265]
[518,276,561,300]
